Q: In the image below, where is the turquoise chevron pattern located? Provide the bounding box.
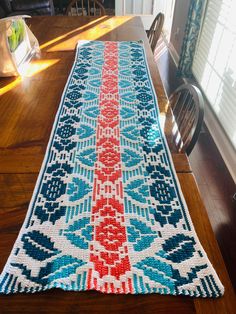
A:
[0,41,223,297]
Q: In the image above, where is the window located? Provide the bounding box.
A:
[192,0,236,149]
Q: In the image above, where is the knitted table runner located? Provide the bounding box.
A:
[0,41,224,297]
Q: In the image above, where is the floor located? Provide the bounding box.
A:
[155,38,236,290]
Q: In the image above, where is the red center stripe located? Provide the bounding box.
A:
[88,42,132,293]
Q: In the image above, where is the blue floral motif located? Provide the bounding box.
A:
[137,91,152,104]
[134,256,207,292]
[120,107,135,119]
[76,148,96,167]
[83,91,97,101]
[140,124,160,146]
[79,48,92,59]
[131,50,142,60]
[57,125,75,139]
[60,115,80,124]
[158,234,196,263]
[89,67,100,76]
[53,139,76,152]
[11,255,86,286]
[83,107,99,119]
[22,231,60,261]
[67,91,82,101]
[119,80,132,89]
[121,126,139,141]
[67,178,92,202]
[41,177,66,201]
[74,65,89,75]
[77,124,94,139]
[64,100,83,109]
[129,46,185,229]
[35,202,66,224]
[53,115,80,152]
[127,219,157,251]
[47,162,73,176]
[122,149,142,167]
[125,179,149,203]
[0,41,223,297]
[153,204,182,227]
[62,217,93,249]
[150,179,175,204]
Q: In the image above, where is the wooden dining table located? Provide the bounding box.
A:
[0,16,235,313]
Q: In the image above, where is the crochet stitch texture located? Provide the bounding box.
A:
[0,41,224,297]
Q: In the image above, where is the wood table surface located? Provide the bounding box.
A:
[0,16,235,313]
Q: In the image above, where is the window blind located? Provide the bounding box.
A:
[192,0,236,149]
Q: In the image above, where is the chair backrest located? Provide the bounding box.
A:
[148,13,164,52]
[169,83,204,155]
[66,0,105,16]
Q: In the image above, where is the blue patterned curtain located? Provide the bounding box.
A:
[177,0,205,77]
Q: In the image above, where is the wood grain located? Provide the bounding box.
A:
[178,174,236,314]
[0,173,235,313]
[156,39,236,289]
[0,16,234,313]
[0,289,195,314]
[0,16,187,173]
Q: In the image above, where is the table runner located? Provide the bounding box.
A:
[0,41,224,297]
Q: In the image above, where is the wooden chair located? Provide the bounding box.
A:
[66,0,105,16]
[169,83,204,155]
[147,12,164,52]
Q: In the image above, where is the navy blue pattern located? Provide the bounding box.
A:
[0,41,224,297]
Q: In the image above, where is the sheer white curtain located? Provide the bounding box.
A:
[192,0,236,149]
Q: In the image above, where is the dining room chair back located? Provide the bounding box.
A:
[66,0,105,16]
[147,12,164,52]
[169,83,204,155]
